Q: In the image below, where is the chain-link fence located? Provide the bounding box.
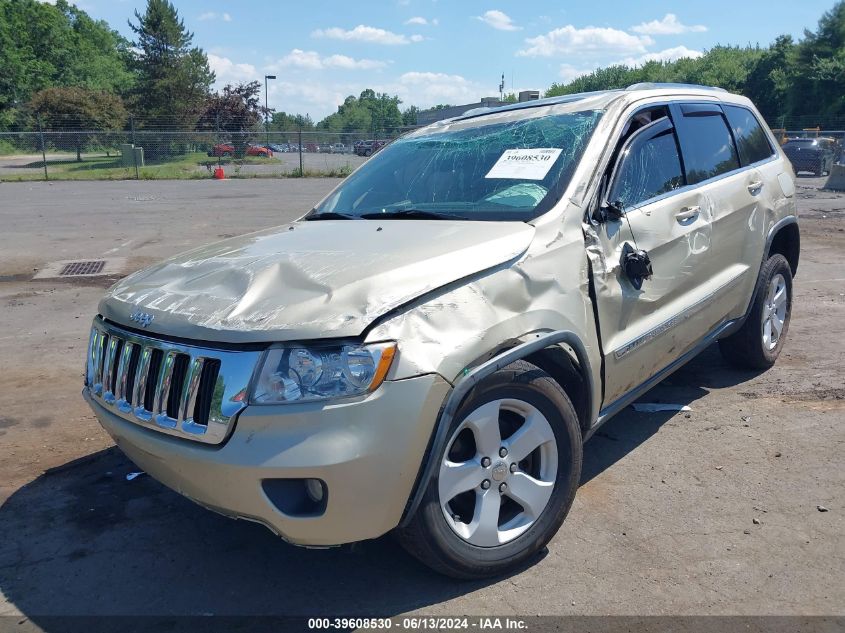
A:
[4,113,845,182]
[0,116,416,182]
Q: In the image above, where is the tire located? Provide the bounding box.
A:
[719,254,792,370]
[395,360,582,579]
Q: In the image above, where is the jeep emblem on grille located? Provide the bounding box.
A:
[129,310,155,328]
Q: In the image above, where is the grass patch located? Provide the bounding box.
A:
[0,139,18,155]
[1,151,351,181]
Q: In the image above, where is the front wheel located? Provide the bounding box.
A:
[719,254,792,369]
[396,360,582,579]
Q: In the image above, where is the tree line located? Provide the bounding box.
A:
[0,0,420,159]
[547,2,845,129]
[2,0,845,159]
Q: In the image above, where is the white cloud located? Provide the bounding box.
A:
[558,63,599,82]
[617,45,704,67]
[207,54,257,89]
[518,25,653,57]
[405,17,428,25]
[271,49,388,71]
[312,25,421,45]
[199,11,232,22]
[631,14,706,35]
[266,71,486,121]
[393,72,482,106]
[476,10,521,31]
[323,54,388,70]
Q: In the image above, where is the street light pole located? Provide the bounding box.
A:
[264,74,276,148]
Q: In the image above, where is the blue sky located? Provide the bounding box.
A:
[75,0,834,120]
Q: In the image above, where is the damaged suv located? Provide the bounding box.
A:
[84,84,799,578]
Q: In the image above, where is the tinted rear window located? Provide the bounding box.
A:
[674,106,740,185]
[723,105,775,166]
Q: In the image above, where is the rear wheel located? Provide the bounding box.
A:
[396,360,582,579]
[719,254,792,370]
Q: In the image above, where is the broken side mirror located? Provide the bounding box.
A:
[590,175,624,224]
[590,197,625,224]
[620,242,653,290]
[602,199,625,222]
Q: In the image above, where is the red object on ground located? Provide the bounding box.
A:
[213,166,225,179]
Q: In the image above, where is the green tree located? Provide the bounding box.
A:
[269,112,314,131]
[198,81,269,158]
[316,89,403,138]
[129,0,213,127]
[0,0,132,128]
[30,86,127,160]
[402,105,420,126]
[745,35,797,124]
[791,1,845,124]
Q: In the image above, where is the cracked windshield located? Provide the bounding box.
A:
[311,110,602,221]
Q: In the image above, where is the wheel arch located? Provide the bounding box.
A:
[767,216,800,276]
[399,330,595,527]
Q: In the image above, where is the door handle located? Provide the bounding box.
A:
[748,180,764,194]
[675,206,700,222]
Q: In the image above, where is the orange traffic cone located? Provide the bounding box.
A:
[213,166,225,179]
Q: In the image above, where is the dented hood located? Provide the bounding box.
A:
[100,219,535,343]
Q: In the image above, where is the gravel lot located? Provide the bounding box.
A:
[0,177,842,620]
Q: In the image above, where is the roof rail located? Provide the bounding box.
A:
[625,82,728,93]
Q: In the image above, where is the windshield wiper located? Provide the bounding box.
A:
[304,212,358,221]
[359,209,469,221]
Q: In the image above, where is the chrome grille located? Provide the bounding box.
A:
[86,318,260,444]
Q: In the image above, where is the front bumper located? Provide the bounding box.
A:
[85,374,450,546]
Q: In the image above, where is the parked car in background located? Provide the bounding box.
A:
[354,140,373,156]
[264,143,287,153]
[782,137,837,176]
[85,84,798,579]
[209,144,273,158]
[329,143,346,154]
[355,140,389,156]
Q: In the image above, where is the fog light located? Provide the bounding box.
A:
[305,478,325,503]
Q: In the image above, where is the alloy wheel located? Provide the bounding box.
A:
[438,398,558,547]
[762,273,788,350]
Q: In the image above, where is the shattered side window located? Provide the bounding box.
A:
[312,110,603,221]
[609,119,684,210]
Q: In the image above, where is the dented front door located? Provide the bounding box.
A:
[586,115,720,406]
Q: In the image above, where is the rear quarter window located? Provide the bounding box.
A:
[673,104,740,185]
[723,105,775,166]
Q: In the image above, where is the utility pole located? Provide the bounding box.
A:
[264,74,276,148]
[499,73,505,102]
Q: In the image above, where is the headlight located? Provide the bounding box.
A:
[250,342,396,404]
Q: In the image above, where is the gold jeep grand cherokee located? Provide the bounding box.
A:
[84,84,799,578]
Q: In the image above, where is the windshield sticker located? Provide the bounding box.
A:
[485,148,563,180]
